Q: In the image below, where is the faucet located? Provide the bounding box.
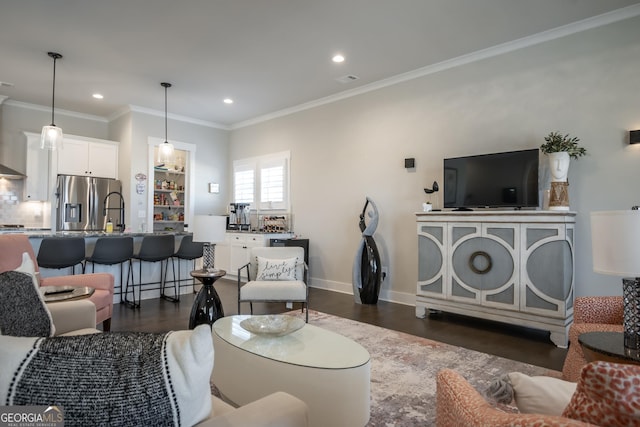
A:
[104,191,126,232]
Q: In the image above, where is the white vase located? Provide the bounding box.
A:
[547,152,571,211]
[548,152,570,183]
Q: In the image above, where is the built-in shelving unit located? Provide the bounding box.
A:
[153,153,187,232]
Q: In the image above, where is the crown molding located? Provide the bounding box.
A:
[231,4,640,130]
[126,105,230,130]
[3,99,108,122]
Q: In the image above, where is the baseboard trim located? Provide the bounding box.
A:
[309,277,415,307]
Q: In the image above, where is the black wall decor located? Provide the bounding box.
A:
[404,158,415,168]
[630,130,640,144]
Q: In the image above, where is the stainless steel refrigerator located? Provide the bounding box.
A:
[56,175,123,231]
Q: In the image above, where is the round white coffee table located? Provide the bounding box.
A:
[212,315,371,427]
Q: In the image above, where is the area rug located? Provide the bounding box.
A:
[283,310,557,426]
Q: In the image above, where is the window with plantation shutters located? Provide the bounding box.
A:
[233,160,255,204]
[233,151,289,211]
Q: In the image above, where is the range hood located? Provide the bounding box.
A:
[0,163,25,179]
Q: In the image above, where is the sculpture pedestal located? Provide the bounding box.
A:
[549,181,570,211]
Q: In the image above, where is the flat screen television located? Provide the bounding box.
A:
[443,148,539,209]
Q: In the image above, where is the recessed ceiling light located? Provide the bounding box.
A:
[223,98,233,104]
[332,54,345,63]
[92,93,104,99]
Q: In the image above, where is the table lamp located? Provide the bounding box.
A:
[192,215,227,272]
[591,209,640,353]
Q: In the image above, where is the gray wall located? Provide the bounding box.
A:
[230,16,640,302]
[0,103,230,232]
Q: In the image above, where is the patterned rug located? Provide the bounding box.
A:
[283,310,557,426]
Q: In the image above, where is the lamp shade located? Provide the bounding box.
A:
[591,210,640,277]
[40,125,64,150]
[192,215,227,244]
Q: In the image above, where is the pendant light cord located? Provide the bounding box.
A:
[48,52,62,126]
[161,82,171,143]
[51,56,56,125]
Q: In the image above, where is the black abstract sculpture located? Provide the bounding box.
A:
[352,197,382,304]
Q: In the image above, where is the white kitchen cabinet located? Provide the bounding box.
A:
[416,211,576,347]
[57,137,118,178]
[23,132,50,201]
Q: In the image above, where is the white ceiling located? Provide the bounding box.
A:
[1,0,639,129]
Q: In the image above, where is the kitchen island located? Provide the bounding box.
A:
[24,230,292,304]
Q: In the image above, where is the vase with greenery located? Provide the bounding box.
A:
[540,131,587,159]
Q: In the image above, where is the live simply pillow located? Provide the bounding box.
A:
[255,256,298,281]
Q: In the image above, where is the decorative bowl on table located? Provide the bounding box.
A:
[240,314,305,337]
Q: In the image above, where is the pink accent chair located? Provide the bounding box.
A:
[0,234,114,331]
[561,296,624,382]
[436,369,592,426]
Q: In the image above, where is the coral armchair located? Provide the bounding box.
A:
[0,234,114,331]
[436,369,592,426]
[561,296,623,382]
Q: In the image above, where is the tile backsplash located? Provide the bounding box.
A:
[0,179,49,227]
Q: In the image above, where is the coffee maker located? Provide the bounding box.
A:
[228,203,251,231]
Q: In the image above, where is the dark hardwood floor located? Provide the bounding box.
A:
[111,278,567,371]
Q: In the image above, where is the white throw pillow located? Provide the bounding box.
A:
[507,372,577,416]
[0,325,213,426]
[255,256,298,281]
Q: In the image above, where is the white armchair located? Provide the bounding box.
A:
[237,247,309,322]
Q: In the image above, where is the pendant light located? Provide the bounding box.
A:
[157,82,175,164]
[40,52,63,150]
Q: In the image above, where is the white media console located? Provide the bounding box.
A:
[416,211,576,347]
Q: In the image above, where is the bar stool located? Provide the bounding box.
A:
[171,234,204,293]
[132,234,177,305]
[85,236,134,306]
[37,237,86,275]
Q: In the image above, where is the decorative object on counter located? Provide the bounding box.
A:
[591,209,640,357]
[157,82,175,164]
[352,197,382,304]
[228,203,251,231]
[540,131,586,211]
[192,215,227,272]
[41,52,64,151]
[260,215,290,233]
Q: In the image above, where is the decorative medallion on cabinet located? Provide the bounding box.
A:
[416,211,575,347]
